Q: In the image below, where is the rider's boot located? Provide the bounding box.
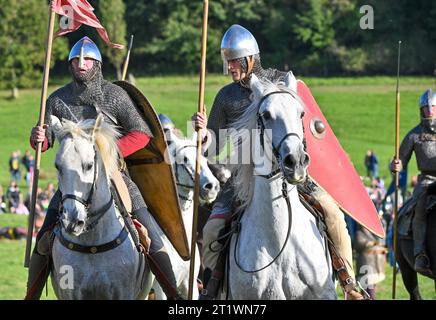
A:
[24,205,59,300]
[199,217,227,300]
[25,251,49,300]
[413,194,432,277]
[148,250,184,300]
[313,189,365,300]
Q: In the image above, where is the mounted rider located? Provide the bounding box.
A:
[192,24,364,300]
[391,89,436,277]
[26,37,182,300]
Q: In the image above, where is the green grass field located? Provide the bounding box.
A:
[1,75,435,299]
[1,214,435,300]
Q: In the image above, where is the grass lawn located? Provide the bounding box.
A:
[1,214,435,300]
[0,75,435,300]
[0,75,430,189]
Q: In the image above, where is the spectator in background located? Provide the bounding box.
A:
[7,181,21,213]
[37,187,50,212]
[354,223,387,300]
[15,193,29,215]
[44,183,55,201]
[364,149,379,178]
[383,167,407,207]
[369,177,385,210]
[0,185,7,213]
[22,150,35,187]
[9,151,21,182]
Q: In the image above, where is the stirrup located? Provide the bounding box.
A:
[199,289,214,300]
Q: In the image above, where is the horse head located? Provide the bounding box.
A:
[251,73,309,184]
[164,127,220,204]
[51,115,120,236]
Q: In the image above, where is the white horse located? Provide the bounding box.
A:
[152,129,220,299]
[225,73,337,299]
[50,116,152,299]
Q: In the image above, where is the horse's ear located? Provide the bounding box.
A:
[249,74,263,99]
[164,127,178,146]
[50,115,62,138]
[284,71,297,92]
[92,114,103,139]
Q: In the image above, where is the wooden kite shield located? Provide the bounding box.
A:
[114,81,190,260]
[297,80,385,238]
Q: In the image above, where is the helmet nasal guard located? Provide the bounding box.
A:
[69,36,102,68]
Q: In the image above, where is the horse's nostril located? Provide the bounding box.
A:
[77,221,85,228]
[203,183,213,190]
[303,153,310,166]
[283,155,296,169]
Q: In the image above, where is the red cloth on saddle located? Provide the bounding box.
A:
[117,131,150,158]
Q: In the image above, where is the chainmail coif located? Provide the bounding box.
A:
[42,60,153,211]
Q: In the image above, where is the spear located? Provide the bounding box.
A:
[188,0,209,300]
[392,40,402,299]
[24,1,56,267]
[121,35,134,81]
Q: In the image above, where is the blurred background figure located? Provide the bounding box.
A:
[364,149,379,179]
[22,150,35,187]
[0,185,7,213]
[354,223,387,300]
[9,151,21,183]
[6,181,21,213]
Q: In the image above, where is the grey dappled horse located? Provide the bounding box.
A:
[151,129,220,299]
[224,73,337,299]
[50,116,152,299]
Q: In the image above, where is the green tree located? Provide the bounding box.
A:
[0,0,68,97]
[122,0,268,74]
[98,0,127,79]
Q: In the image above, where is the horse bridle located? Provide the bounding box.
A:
[233,89,302,273]
[59,147,113,231]
[257,89,304,166]
[174,144,196,201]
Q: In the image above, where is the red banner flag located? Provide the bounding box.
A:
[52,0,124,49]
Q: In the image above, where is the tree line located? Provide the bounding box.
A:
[1,0,435,95]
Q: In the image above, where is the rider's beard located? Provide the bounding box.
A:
[70,62,100,84]
[421,118,436,133]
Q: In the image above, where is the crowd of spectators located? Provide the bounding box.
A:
[1,150,55,234]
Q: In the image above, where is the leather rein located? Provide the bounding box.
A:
[234,89,303,273]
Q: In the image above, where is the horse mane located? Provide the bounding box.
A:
[59,119,121,178]
[230,79,281,211]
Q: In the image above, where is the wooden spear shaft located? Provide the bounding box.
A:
[392,40,402,299]
[121,35,134,81]
[24,2,56,267]
[188,0,209,300]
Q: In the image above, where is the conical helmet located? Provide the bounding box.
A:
[158,113,175,130]
[220,25,259,75]
[68,36,102,67]
[419,89,436,109]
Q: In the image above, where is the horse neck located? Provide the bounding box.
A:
[64,163,123,246]
[177,185,194,212]
[243,175,299,240]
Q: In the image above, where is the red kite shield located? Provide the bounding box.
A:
[297,80,385,238]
